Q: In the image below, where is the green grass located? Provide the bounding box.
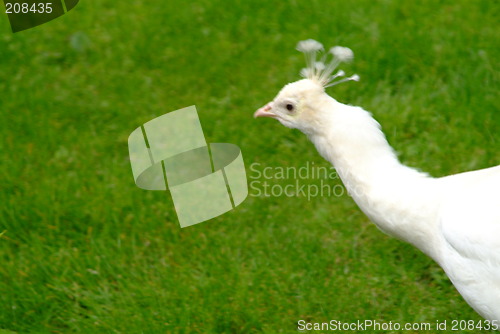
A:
[0,0,499,333]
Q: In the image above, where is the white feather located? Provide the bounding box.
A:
[296,39,357,87]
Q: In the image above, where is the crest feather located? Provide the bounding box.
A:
[296,39,359,88]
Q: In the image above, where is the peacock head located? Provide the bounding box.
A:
[254,39,359,134]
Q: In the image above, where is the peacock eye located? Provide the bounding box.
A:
[286,104,294,111]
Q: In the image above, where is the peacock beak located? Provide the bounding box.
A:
[254,103,276,119]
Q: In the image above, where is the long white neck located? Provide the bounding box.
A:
[308,96,442,259]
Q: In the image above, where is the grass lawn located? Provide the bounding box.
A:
[0,0,499,332]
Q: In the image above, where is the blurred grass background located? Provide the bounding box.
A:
[0,0,499,333]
